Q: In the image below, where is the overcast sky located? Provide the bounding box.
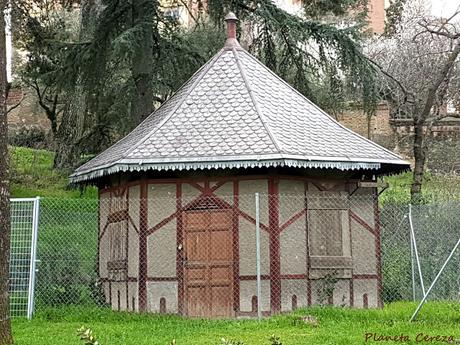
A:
[430,0,460,17]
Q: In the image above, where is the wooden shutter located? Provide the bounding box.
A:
[307,192,351,271]
[308,209,342,256]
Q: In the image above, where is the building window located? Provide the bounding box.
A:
[308,209,343,256]
[307,192,352,273]
[107,220,128,281]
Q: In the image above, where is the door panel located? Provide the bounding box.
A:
[184,210,234,318]
[187,286,208,317]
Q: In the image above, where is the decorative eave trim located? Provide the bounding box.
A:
[69,157,409,183]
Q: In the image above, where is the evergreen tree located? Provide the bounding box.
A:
[16,0,377,169]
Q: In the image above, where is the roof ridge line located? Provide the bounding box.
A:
[231,47,283,155]
[239,50,406,162]
[120,48,227,161]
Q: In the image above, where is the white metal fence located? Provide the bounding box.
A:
[8,195,460,320]
[9,198,39,319]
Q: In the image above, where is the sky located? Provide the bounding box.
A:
[430,0,460,17]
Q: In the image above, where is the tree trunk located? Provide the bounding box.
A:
[0,0,13,342]
[410,119,426,204]
[409,42,460,203]
[53,89,86,170]
[366,113,372,139]
[130,0,154,126]
[54,0,99,170]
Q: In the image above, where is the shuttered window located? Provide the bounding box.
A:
[108,220,127,262]
[107,219,128,281]
[309,209,343,256]
[307,192,351,270]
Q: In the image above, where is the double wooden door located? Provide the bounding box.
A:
[183,209,234,318]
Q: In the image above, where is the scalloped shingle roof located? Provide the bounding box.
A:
[71,37,409,183]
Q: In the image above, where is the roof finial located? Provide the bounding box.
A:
[224,12,239,48]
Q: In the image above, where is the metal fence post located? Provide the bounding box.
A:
[27,196,40,320]
[410,228,416,301]
[410,237,460,321]
[255,193,262,320]
[408,204,426,297]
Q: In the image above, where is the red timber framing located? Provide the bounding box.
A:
[373,187,383,308]
[347,182,354,307]
[268,177,281,313]
[176,182,184,314]
[138,180,148,311]
[98,174,383,315]
[305,181,312,306]
[232,180,240,313]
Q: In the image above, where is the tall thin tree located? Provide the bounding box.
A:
[0,0,13,343]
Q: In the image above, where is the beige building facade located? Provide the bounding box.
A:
[97,173,381,316]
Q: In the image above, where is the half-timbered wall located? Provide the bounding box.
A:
[98,174,381,316]
[99,184,140,311]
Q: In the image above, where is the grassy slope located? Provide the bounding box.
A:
[381,172,460,204]
[12,303,460,345]
[9,147,97,198]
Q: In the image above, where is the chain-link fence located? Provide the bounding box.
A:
[10,193,460,318]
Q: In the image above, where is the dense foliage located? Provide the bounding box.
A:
[13,0,377,169]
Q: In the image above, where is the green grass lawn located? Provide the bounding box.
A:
[12,302,460,345]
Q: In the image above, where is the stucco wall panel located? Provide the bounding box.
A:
[182,183,202,205]
[333,280,351,307]
[238,180,268,225]
[280,279,308,311]
[351,220,377,274]
[278,180,305,224]
[212,181,234,203]
[350,190,375,227]
[239,280,270,312]
[128,282,138,311]
[110,282,127,311]
[309,280,321,305]
[128,223,139,277]
[280,218,306,275]
[309,279,350,306]
[128,185,140,230]
[100,192,110,227]
[148,184,176,229]
[239,218,269,276]
[354,279,378,308]
[147,221,177,277]
[99,230,110,278]
[103,282,110,304]
[147,282,178,313]
[308,180,346,192]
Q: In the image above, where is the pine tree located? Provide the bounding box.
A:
[18,0,377,169]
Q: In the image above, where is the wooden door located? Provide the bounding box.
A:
[183,210,234,318]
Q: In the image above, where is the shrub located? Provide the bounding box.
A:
[8,127,51,150]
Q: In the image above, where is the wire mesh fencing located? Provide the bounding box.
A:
[9,198,39,318]
[10,193,460,318]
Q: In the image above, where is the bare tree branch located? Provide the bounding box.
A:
[6,91,25,115]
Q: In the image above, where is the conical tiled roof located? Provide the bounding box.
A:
[71,19,409,183]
